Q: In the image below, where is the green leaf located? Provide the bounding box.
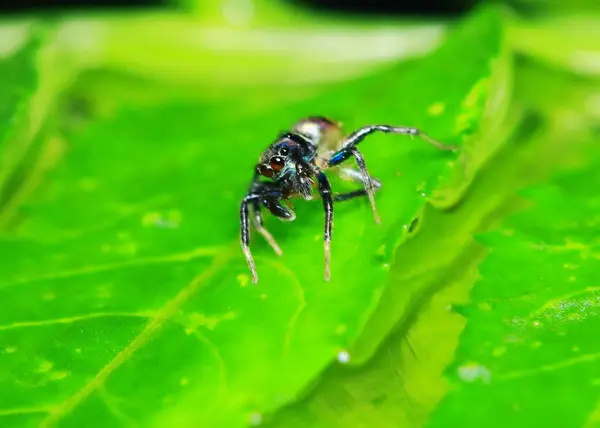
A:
[263,55,600,428]
[264,236,484,428]
[427,140,600,426]
[0,6,504,428]
[345,3,512,366]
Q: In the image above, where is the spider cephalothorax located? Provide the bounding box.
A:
[254,133,317,200]
[240,116,458,283]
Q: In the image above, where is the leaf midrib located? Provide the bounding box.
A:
[39,248,234,427]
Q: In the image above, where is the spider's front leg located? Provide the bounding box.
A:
[316,171,334,281]
[240,193,261,283]
[247,174,284,256]
[327,124,457,223]
[240,185,294,284]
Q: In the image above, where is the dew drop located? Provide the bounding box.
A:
[457,362,491,384]
[337,350,350,364]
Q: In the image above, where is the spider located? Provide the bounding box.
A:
[240,116,458,283]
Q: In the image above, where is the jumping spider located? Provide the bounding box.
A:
[240,116,457,283]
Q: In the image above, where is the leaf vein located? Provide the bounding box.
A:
[191,330,228,396]
[98,386,139,427]
[1,246,223,288]
[39,249,234,427]
[498,352,600,381]
[263,258,306,356]
[0,406,52,416]
[0,312,153,331]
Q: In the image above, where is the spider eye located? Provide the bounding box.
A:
[279,146,289,156]
[270,156,285,172]
[257,164,274,177]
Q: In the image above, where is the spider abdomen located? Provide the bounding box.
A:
[292,116,342,152]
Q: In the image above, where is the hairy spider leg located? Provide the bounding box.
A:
[316,171,334,281]
[251,199,283,256]
[334,147,380,223]
[328,125,457,223]
[246,173,290,257]
[240,194,261,283]
[241,185,293,283]
[334,167,382,202]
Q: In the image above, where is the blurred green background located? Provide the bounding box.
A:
[0,0,599,427]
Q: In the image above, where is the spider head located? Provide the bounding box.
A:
[255,141,292,180]
[255,133,313,181]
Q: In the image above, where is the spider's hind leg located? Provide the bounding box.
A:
[330,147,381,223]
[334,167,382,203]
[328,124,457,224]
